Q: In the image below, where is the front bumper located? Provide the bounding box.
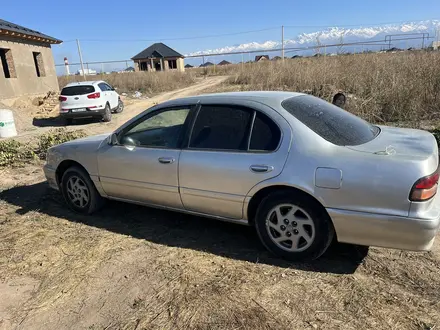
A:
[329,208,440,251]
[43,164,58,191]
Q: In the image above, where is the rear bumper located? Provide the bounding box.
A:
[43,164,58,191]
[60,107,106,119]
[328,208,440,251]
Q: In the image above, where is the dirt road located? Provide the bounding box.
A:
[0,76,440,329]
[12,76,228,142]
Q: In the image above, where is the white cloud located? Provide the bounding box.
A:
[185,20,440,56]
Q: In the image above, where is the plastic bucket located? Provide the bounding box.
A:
[0,109,17,138]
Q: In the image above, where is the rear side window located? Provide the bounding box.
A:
[61,85,95,96]
[98,83,109,91]
[282,95,380,146]
[190,105,253,150]
[250,112,281,151]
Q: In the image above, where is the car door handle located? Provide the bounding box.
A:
[250,165,274,173]
[158,157,175,164]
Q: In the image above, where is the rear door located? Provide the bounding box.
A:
[178,101,291,219]
[60,85,96,110]
[102,82,119,109]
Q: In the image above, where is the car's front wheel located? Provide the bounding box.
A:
[61,166,104,214]
[254,191,334,261]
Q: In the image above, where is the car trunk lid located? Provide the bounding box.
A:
[347,125,438,175]
[60,85,97,109]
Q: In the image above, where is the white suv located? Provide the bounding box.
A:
[59,80,124,124]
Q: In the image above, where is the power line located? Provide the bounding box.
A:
[76,27,279,43]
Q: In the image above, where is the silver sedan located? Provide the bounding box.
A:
[44,92,440,261]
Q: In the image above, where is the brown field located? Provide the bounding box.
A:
[1,54,440,329]
[58,70,197,96]
[202,51,440,128]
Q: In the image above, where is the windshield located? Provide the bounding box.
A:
[281,95,380,146]
[61,85,95,96]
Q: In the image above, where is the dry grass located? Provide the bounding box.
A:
[223,51,440,126]
[0,166,439,329]
[58,70,197,96]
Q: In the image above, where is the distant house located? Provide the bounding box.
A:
[76,68,96,75]
[199,62,214,67]
[272,56,282,61]
[132,43,185,72]
[218,60,231,65]
[386,47,402,53]
[125,66,135,72]
[184,64,194,68]
[0,18,62,99]
[255,55,269,62]
[432,41,440,50]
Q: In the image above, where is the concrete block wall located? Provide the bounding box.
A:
[0,37,59,99]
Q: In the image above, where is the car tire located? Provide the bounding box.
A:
[114,99,124,113]
[61,166,104,214]
[254,191,334,261]
[102,103,112,122]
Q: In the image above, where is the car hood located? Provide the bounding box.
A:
[60,133,110,147]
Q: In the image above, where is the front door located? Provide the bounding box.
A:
[97,106,191,208]
[179,103,291,219]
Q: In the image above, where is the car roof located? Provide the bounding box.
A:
[63,81,105,87]
[159,91,305,108]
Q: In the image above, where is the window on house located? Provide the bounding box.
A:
[168,59,177,69]
[140,62,148,71]
[0,48,16,79]
[32,52,46,77]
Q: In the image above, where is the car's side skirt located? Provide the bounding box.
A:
[107,196,250,226]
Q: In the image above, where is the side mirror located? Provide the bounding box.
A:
[108,132,119,145]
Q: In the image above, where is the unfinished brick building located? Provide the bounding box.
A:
[132,43,185,72]
[0,18,62,99]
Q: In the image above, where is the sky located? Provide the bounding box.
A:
[2,0,440,72]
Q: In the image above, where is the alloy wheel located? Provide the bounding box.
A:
[66,175,90,208]
[265,203,315,252]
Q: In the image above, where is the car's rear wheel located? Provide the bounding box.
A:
[102,103,112,122]
[61,166,104,214]
[114,99,124,113]
[254,191,334,261]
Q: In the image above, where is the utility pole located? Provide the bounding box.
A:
[281,25,285,62]
[76,39,86,80]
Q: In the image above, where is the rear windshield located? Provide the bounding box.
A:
[61,85,95,96]
[281,95,380,146]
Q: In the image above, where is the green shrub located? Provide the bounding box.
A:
[0,140,36,167]
[36,129,86,159]
[0,129,86,167]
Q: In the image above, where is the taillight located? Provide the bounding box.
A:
[87,92,100,99]
[410,172,439,201]
[59,96,67,101]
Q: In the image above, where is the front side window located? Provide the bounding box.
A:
[120,108,190,148]
[282,95,380,146]
[189,105,253,150]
